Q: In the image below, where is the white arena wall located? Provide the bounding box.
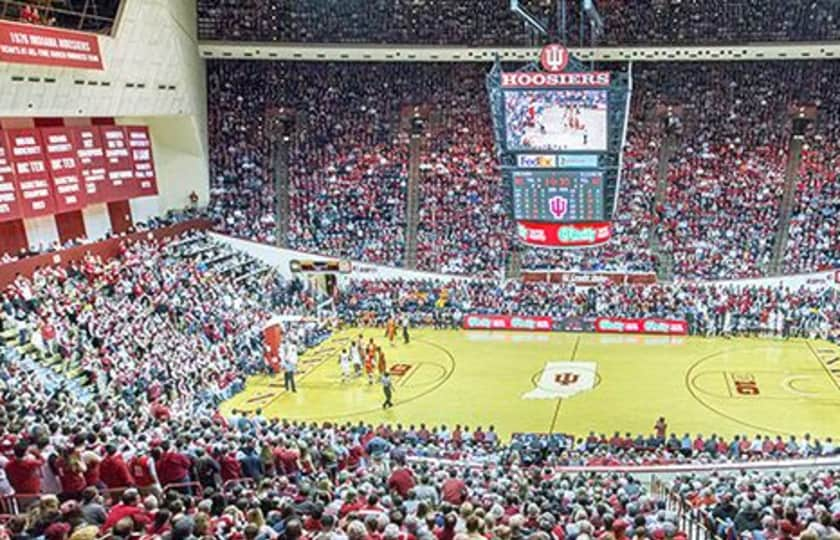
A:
[211,233,471,283]
[212,233,838,289]
[0,0,208,249]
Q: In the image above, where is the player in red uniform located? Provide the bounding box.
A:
[364,339,376,385]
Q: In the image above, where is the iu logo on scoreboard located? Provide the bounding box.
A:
[540,44,569,73]
[549,196,568,219]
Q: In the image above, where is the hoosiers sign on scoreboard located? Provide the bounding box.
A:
[487,42,631,249]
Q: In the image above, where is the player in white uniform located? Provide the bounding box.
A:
[349,340,362,377]
[339,348,351,383]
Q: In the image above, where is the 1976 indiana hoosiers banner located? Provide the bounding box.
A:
[0,20,103,70]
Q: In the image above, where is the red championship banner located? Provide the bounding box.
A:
[463,314,554,332]
[594,317,688,336]
[73,127,108,204]
[0,20,103,70]
[5,129,56,217]
[0,133,23,223]
[516,221,612,248]
[100,126,134,200]
[41,127,86,212]
[125,126,158,197]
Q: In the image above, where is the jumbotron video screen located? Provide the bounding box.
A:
[504,89,608,152]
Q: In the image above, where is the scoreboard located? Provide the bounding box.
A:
[512,170,604,222]
[486,44,631,248]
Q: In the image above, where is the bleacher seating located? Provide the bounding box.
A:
[196,1,840,46]
[207,61,840,279]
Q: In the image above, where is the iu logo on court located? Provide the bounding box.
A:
[523,361,597,399]
[540,44,569,73]
[555,372,579,385]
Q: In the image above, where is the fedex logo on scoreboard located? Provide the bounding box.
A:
[517,154,556,168]
[516,154,600,169]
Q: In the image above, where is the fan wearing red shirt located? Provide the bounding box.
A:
[441,470,467,505]
[473,427,485,444]
[54,449,87,499]
[273,444,300,477]
[129,451,158,489]
[387,463,416,497]
[101,488,150,533]
[219,448,242,482]
[5,444,44,495]
[339,491,364,518]
[155,442,192,486]
[435,513,458,540]
[100,445,134,489]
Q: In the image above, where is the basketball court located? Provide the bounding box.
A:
[221,329,840,441]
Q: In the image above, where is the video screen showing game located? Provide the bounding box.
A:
[504,89,608,152]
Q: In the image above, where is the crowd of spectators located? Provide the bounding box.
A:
[197,0,547,46]
[196,0,840,46]
[209,61,443,265]
[0,228,837,537]
[414,68,510,276]
[207,60,840,280]
[670,468,840,540]
[650,64,790,280]
[508,431,840,467]
[206,61,664,277]
[1,231,323,407]
[0,208,205,266]
[783,65,840,274]
[785,145,840,274]
[337,278,838,340]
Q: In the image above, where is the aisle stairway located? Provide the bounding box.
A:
[650,128,678,282]
[0,326,92,402]
[769,137,805,275]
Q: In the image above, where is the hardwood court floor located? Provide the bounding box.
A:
[221,329,840,441]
